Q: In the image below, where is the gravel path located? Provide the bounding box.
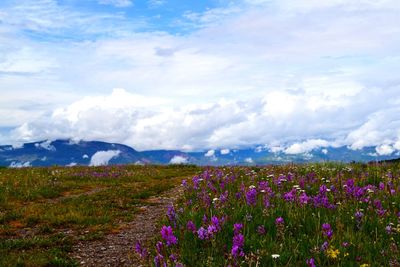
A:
[69,185,184,267]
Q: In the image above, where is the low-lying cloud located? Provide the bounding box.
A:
[89,150,121,166]
[10,86,400,153]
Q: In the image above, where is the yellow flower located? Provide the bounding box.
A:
[359,264,370,267]
[326,248,340,259]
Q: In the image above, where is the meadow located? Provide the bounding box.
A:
[137,162,400,266]
[0,164,200,266]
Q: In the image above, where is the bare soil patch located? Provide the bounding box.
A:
[70,185,183,266]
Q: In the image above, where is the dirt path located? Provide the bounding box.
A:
[69,185,184,267]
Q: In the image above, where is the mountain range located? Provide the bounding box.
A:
[0,139,398,167]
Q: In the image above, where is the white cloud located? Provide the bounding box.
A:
[375,144,395,156]
[204,149,215,157]
[321,148,328,155]
[169,155,188,164]
[148,0,165,8]
[285,139,329,154]
[245,157,253,163]
[220,148,230,155]
[98,0,133,7]
[35,140,56,151]
[66,162,77,167]
[9,161,31,168]
[89,150,120,166]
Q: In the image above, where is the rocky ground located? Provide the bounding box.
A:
[69,185,183,267]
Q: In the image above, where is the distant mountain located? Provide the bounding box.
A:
[0,139,399,167]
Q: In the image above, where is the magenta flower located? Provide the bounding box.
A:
[135,241,148,258]
[234,223,243,234]
[257,225,266,235]
[322,223,333,239]
[246,188,257,206]
[197,227,207,240]
[186,220,196,233]
[231,233,245,257]
[160,225,177,246]
[306,258,316,267]
[275,217,284,225]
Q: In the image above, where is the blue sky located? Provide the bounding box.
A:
[1,0,400,154]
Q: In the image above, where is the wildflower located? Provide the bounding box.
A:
[160,225,177,246]
[275,217,284,225]
[169,254,177,262]
[186,220,196,233]
[360,264,370,267]
[321,241,329,251]
[135,241,148,258]
[385,224,393,234]
[246,188,257,206]
[326,247,340,259]
[181,179,187,187]
[154,254,164,267]
[354,211,364,221]
[322,223,333,239]
[257,225,266,235]
[234,223,243,234]
[167,205,176,224]
[306,258,316,267]
[299,192,310,205]
[211,216,220,230]
[155,241,163,253]
[231,233,245,258]
[271,254,280,259]
[197,227,207,240]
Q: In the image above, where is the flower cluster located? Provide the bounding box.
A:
[136,164,400,266]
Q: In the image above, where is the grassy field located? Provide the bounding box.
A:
[140,162,400,266]
[0,164,201,267]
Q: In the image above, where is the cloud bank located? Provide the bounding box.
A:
[89,150,121,166]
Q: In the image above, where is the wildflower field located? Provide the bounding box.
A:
[139,162,400,266]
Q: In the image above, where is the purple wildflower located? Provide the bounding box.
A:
[135,241,148,258]
[167,205,176,224]
[234,223,243,234]
[155,241,163,253]
[231,233,245,258]
[321,241,329,251]
[186,220,196,233]
[160,226,177,246]
[169,254,177,262]
[354,211,364,221]
[257,225,266,235]
[322,223,333,239]
[275,217,284,225]
[306,258,316,267]
[197,227,207,240]
[246,188,257,206]
[154,254,164,267]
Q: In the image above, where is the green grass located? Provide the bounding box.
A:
[0,164,201,266]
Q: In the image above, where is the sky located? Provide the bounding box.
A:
[1,0,400,153]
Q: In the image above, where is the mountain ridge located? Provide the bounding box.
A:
[0,139,399,167]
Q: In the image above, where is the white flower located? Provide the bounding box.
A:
[249,185,256,189]
[212,198,219,203]
[272,254,280,259]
